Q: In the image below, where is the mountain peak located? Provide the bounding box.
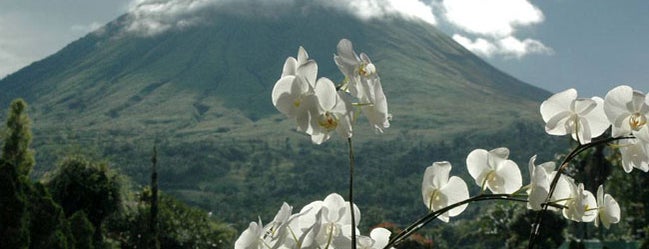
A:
[0,2,548,143]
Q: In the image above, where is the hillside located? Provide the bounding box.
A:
[0,3,557,227]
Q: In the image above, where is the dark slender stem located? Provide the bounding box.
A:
[384,194,530,249]
[527,136,632,249]
[348,137,357,249]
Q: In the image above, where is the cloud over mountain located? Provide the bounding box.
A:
[440,0,551,58]
[124,0,550,59]
[124,0,437,36]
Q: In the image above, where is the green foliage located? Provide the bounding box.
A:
[0,160,30,249]
[69,211,95,249]
[1,98,35,177]
[27,182,72,249]
[107,190,236,249]
[46,156,123,246]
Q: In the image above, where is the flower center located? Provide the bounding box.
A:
[358,63,376,77]
[629,112,647,131]
[325,222,340,237]
[318,112,338,131]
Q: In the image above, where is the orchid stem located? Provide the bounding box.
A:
[384,194,530,249]
[348,137,357,249]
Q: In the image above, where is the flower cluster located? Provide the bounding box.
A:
[237,38,647,248]
[541,86,649,171]
[423,85,648,226]
[235,193,391,249]
[271,39,391,144]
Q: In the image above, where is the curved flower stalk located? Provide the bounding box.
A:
[540,88,610,144]
[421,161,469,222]
[467,147,522,194]
[334,39,391,133]
[595,185,621,229]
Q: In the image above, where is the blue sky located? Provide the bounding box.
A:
[0,0,646,97]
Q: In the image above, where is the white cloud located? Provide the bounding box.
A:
[124,0,437,36]
[441,0,543,37]
[453,34,552,59]
[441,0,551,59]
[452,34,496,57]
[496,36,553,58]
[316,0,437,25]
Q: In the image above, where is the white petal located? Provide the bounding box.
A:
[370,228,391,249]
[582,97,611,139]
[544,111,571,135]
[466,149,490,186]
[604,85,634,137]
[235,222,262,249]
[493,159,523,194]
[281,57,297,78]
[541,88,577,123]
[440,176,469,217]
[314,78,338,111]
[488,147,510,167]
[297,46,309,65]
[601,194,621,229]
[297,60,318,88]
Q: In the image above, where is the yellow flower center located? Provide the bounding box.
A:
[293,99,301,108]
[629,112,647,131]
[318,112,338,131]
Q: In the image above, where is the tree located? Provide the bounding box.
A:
[0,160,30,248]
[47,156,123,247]
[149,145,160,249]
[1,99,35,177]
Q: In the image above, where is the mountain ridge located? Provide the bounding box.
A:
[0,3,557,226]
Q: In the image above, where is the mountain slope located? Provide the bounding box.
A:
[0,5,548,141]
[0,4,555,226]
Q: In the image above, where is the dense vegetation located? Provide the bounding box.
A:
[0,99,236,248]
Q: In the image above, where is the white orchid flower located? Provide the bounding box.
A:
[562,183,597,222]
[281,46,318,88]
[298,193,360,249]
[617,138,649,173]
[235,219,264,249]
[527,156,553,210]
[540,88,610,144]
[604,85,649,139]
[467,147,522,194]
[357,228,392,249]
[421,162,469,222]
[271,75,310,118]
[526,156,573,211]
[595,185,621,229]
[334,39,390,133]
[304,77,353,144]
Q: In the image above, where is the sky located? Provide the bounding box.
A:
[0,0,646,97]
